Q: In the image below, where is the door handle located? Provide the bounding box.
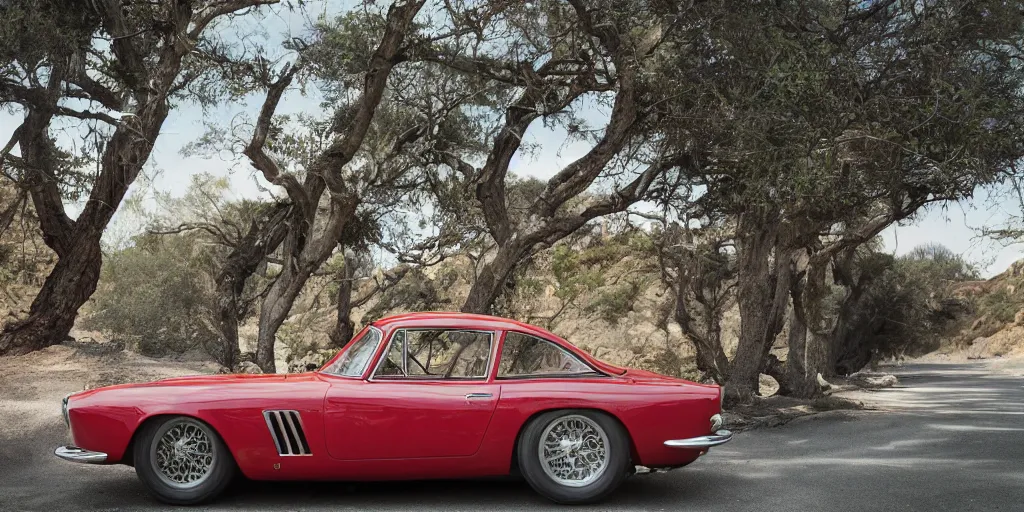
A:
[465,393,493,399]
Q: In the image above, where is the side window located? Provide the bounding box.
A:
[498,332,595,378]
[374,329,492,380]
[322,327,382,377]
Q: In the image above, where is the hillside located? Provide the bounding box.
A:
[939,260,1024,360]
[243,232,720,378]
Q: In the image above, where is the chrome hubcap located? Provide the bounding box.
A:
[151,419,216,489]
[539,415,609,487]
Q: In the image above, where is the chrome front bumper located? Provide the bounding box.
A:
[664,429,733,449]
[55,445,108,464]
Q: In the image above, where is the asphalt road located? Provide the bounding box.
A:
[2,362,1022,511]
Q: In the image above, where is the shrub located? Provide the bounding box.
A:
[586,278,646,325]
[836,243,977,373]
[83,233,217,357]
[978,288,1018,324]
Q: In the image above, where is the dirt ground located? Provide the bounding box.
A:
[0,339,218,442]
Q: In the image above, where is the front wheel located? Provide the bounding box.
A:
[133,416,235,505]
[517,410,631,504]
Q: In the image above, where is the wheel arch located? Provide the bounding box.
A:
[509,407,640,474]
[122,413,236,468]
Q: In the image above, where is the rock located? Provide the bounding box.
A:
[236,361,262,374]
[967,337,991,359]
[1012,259,1024,277]
[972,326,1024,358]
[1015,309,1024,326]
[970,315,989,332]
[849,373,898,388]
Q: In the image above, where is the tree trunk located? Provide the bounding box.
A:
[0,237,102,354]
[828,261,873,376]
[329,250,357,349]
[255,278,298,373]
[831,308,884,376]
[212,203,292,369]
[255,198,358,373]
[786,326,830,398]
[1,89,170,355]
[689,328,730,385]
[786,255,833,398]
[461,242,530,315]
[724,217,791,403]
[673,288,729,383]
[247,1,425,372]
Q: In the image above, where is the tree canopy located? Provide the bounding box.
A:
[1,0,1023,396]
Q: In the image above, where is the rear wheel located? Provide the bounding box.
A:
[517,410,630,504]
[133,416,235,505]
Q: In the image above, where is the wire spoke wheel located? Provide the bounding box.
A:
[150,418,218,490]
[538,414,610,487]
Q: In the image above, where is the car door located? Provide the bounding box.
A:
[323,328,500,460]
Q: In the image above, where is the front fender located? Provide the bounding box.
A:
[68,404,142,463]
[66,376,330,474]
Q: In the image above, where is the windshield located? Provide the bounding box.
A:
[322,326,383,377]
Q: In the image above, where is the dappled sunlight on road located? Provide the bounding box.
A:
[928,424,1024,432]
[867,438,949,451]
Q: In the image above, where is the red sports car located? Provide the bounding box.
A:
[56,312,731,505]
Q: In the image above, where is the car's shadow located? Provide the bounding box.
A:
[220,477,535,507]
[215,473,700,509]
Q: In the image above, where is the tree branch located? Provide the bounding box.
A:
[317,0,429,195]
[242,63,312,214]
[529,155,688,248]
[54,106,121,125]
[190,0,281,40]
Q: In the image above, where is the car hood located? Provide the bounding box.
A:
[70,372,320,400]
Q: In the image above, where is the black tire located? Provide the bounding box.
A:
[133,416,235,505]
[517,409,631,504]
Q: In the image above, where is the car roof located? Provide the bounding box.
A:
[370,311,548,335]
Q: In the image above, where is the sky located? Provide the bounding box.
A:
[3,1,1023,278]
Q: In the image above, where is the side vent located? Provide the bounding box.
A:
[263,410,312,456]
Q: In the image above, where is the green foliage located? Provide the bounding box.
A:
[83,234,217,357]
[0,0,97,69]
[904,243,981,286]
[305,10,388,98]
[576,236,645,267]
[587,279,647,326]
[839,244,977,371]
[551,245,605,304]
[978,288,1018,325]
